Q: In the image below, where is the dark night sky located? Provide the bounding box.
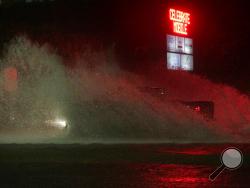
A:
[192,0,250,91]
[0,0,249,92]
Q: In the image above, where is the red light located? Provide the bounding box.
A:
[169,8,191,35]
[3,67,18,92]
[194,106,201,112]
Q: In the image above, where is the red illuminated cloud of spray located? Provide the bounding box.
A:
[1,35,249,143]
[66,42,250,142]
[149,69,250,141]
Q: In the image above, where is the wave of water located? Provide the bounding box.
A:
[0,36,249,143]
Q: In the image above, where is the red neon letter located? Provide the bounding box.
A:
[169,8,191,35]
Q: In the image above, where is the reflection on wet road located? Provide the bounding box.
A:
[0,144,249,187]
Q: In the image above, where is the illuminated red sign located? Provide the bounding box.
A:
[169,8,190,35]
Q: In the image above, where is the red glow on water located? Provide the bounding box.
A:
[156,146,225,156]
[140,164,210,187]
[159,149,211,155]
[160,177,208,183]
[174,150,210,155]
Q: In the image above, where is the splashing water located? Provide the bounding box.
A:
[0,36,70,142]
[0,36,249,143]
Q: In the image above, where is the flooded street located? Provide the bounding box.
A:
[0,144,249,187]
